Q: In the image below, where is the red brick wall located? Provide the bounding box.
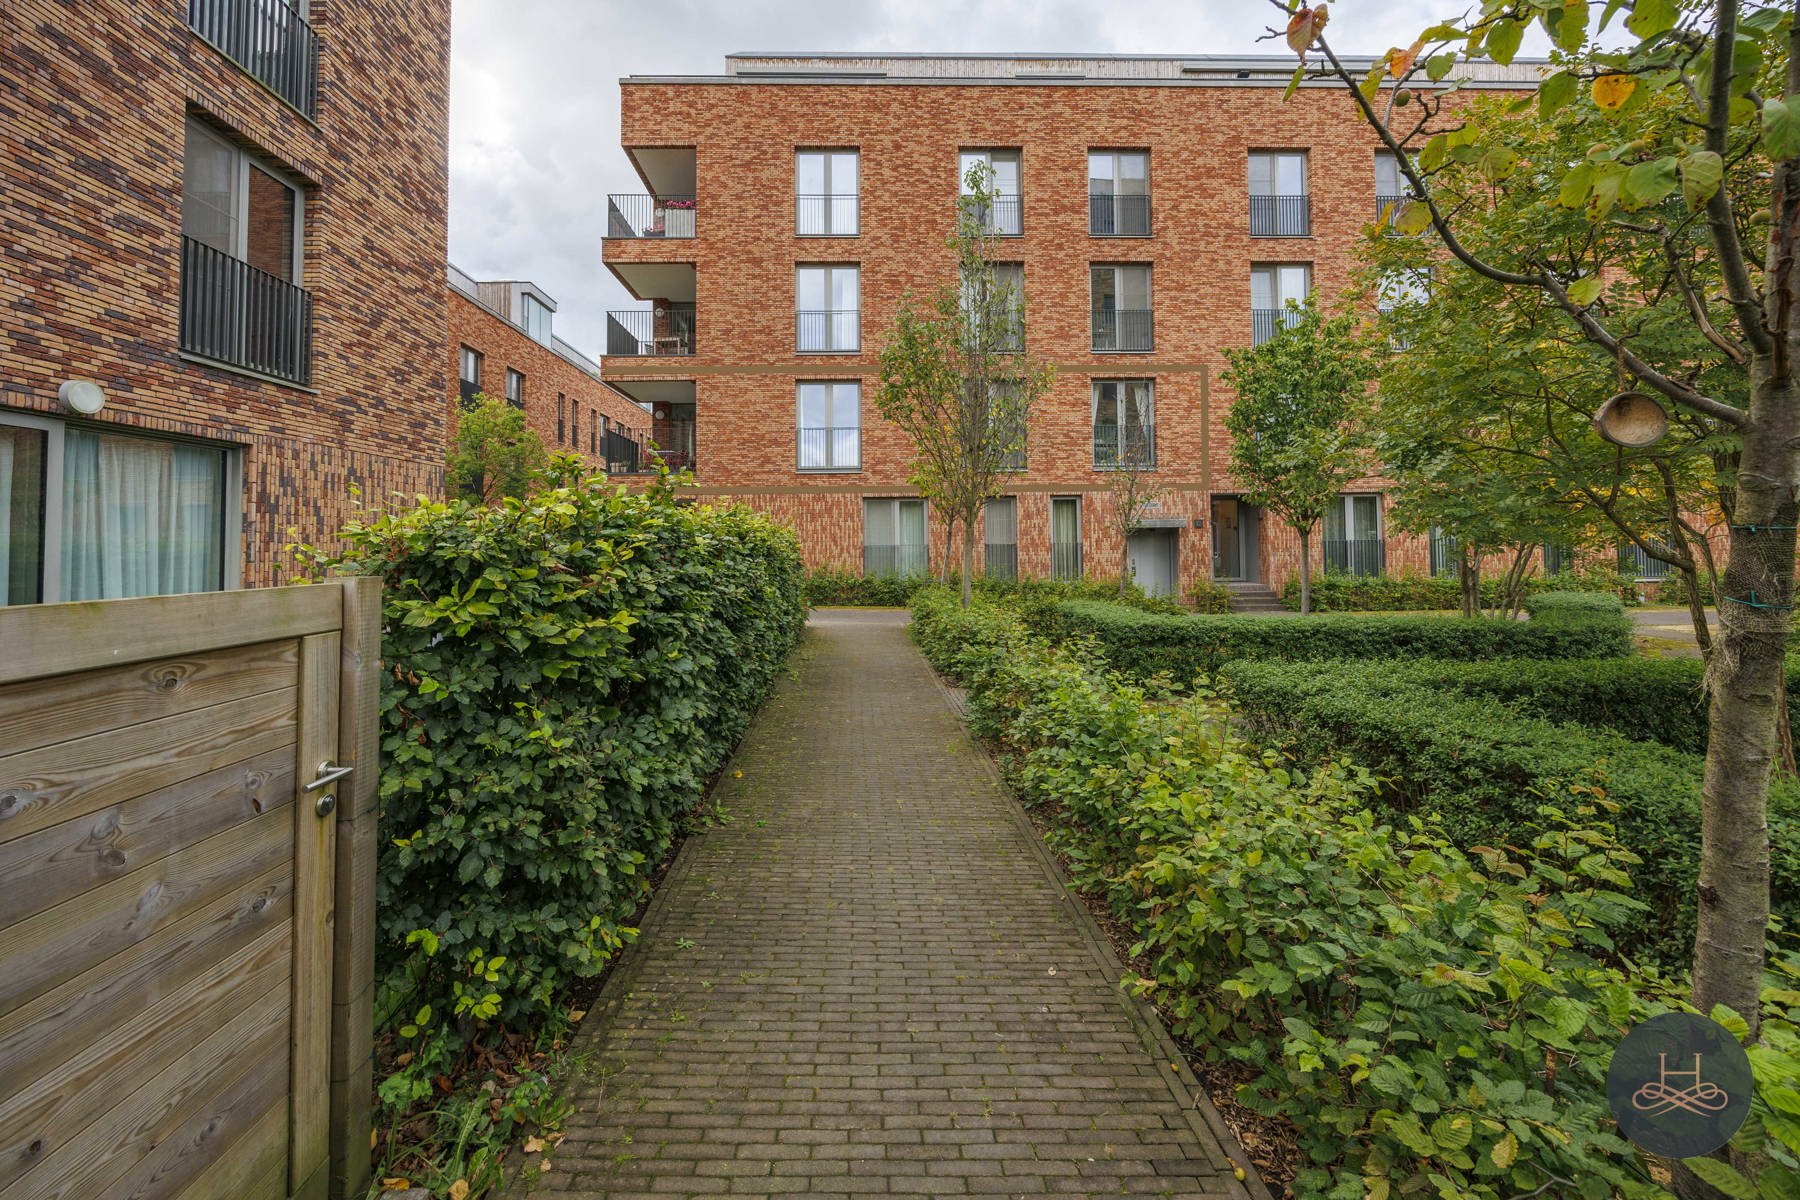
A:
[602,75,1524,593]
[0,0,451,587]
[447,289,652,467]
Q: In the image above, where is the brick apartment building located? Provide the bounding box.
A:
[601,52,1567,597]
[448,265,654,474]
[1,0,450,607]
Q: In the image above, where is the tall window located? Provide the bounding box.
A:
[1050,496,1082,581]
[183,120,302,282]
[959,149,1022,235]
[863,498,927,578]
[1088,151,1150,236]
[1250,264,1312,345]
[1324,494,1384,577]
[1429,525,1458,578]
[1375,151,1415,222]
[0,412,233,606]
[523,294,553,344]
[1093,380,1154,469]
[556,393,566,444]
[571,399,580,450]
[505,368,524,409]
[797,150,859,236]
[1248,151,1310,236]
[962,262,1025,352]
[797,266,860,352]
[590,410,598,453]
[459,346,482,407]
[983,496,1017,580]
[1091,265,1152,352]
[797,381,861,471]
[1543,543,1574,577]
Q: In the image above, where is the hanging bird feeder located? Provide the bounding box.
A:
[1592,390,1669,448]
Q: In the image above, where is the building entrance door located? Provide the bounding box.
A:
[1211,497,1259,580]
[1127,528,1179,597]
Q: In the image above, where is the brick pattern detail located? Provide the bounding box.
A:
[1,0,452,587]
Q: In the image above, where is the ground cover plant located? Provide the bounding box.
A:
[313,463,806,1195]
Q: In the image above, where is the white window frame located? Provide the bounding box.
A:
[796,149,860,236]
[959,149,1023,236]
[0,409,243,604]
[796,380,862,472]
[1087,150,1151,236]
[1090,264,1153,353]
[182,118,304,281]
[796,265,861,353]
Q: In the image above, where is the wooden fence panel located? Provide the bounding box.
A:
[0,580,378,1200]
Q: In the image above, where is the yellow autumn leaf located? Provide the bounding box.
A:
[1592,73,1637,110]
[569,1009,587,1021]
[449,1181,471,1200]
[1492,1131,1520,1169]
[380,1180,412,1192]
[524,1135,547,1154]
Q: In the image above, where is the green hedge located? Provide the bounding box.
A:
[1055,599,1634,680]
[804,568,1188,613]
[1217,658,1800,965]
[1525,589,1627,625]
[323,475,806,1044]
[1281,572,1540,612]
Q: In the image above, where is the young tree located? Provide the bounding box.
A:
[1220,301,1372,614]
[1277,0,1788,1041]
[876,165,1055,607]
[1104,432,1167,597]
[446,395,548,504]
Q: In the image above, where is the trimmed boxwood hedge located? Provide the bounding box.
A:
[1217,658,1800,965]
[1054,599,1634,680]
[1524,589,1627,626]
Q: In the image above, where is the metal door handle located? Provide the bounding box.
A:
[303,761,354,792]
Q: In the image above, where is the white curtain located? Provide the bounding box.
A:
[61,430,223,601]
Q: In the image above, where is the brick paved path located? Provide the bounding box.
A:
[521,609,1255,1199]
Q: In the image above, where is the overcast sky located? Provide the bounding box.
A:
[447,1,1551,360]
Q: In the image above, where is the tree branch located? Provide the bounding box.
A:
[1703,0,1776,356]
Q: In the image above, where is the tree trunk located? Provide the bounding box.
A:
[1676,560,1716,658]
[1459,547,1480,619]
[1693,369,1795,1038]
[1119,530,1133,597]
[939,515,956,584]
[960,518,975,609]
[1298,526,1313,615]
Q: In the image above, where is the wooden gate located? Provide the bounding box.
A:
[0,579,380,1200]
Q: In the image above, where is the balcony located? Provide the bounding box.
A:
[605,305,695,356]
[458,379,480,408]
[604,427,645,473]
[1324,537,1386,577]
[798,427,861,471]
[179,236,313,386]
[188,0,318,118]
[797,310,860,354]
[1251,307,1304,346]
[1091,309,1153,353]
[1088,194,1151,236]
[1093,422,1155,470]
[606,195,696,239]
[961,194,1023,237]
[1249,194,1311,237]
[796,195,860,237]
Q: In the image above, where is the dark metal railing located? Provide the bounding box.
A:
[961,194,1023,236]
[1088,193,1151,236]
[606,194,696,239]
[798,426,861,470]
[1429,532,1459,578]
[1374,192,1411,225]
[603,428,642,473]
[1325,537,1386,577]
[605,305,695,356]
[984,544,1017,581]
[1091,309,1153,352]
[797,310,859,353]
[1249,193,1311,237]
[179,236,312,385]
[1050,542,1083,581]
[863,544,928,579]
[1094,422,1155,469]
[458,379,481,408]
[1251,306,1305,346]
[1620,544,1674,581]
[188,0,318,118]
[796,194,860,236]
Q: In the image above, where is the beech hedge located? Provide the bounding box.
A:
[1054,599,1633,680]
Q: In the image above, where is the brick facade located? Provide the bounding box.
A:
[602,54,1546,596]
[446,277,652,472]
[1,0,451,592]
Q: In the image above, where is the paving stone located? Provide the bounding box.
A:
[513,610,1252,1199]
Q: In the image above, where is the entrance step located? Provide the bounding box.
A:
[1221,582,1286,614]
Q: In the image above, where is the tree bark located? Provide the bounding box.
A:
[1298,526,1313,615]
[1676,559,1716,658]
[960,517,975,609]
[1459,546,1480,619]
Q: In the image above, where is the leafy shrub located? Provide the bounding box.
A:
[1055,599,1633,681]
[1187,577,1235,613]
[804,568,930,607]
[807,568,1189,614]
[319,472,805,1040]
[1281,571,1540,612]
[908,589,1670,1199]
[1217,658,1800,965]
[1526,589,1627,626]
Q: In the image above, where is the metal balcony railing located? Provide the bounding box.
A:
[458,379,481,408]
[605,305,695,356]
[1324,537,1386,577]
[603,428,643,473]
[1088,193,1151,236]
[961,194,1023,236]
[1620,544,1675,581]
[1374,192,1411,225]
[179,236,313,385]
[798,426,861,471]
[983,543,1018,581]
[797,310,859,353]
[1249,194,1311,237]
[1050,542,1083,581]
[796,194,860,236]
[1093,422,1155,469]
[1251,306,1305,346]
[863,544,928,579]
[1091,309,1153,352]
[1429,532,1459,578]
[188,0,319,117]
[606,195,696,239]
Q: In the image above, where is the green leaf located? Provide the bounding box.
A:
[1624,0,1678,40]
[1486,18,1523,65]
[1540,70,1577,116]
[1479,147,1520,182]
[1557,161,1596,207]
[1284,62,1305,102]
[1426,53,1457,82]
[1568,276,1603,306]
[1621,156,1679,209]
[1764,97,1800,161]
[1430,1113,1474,1151]
[1419,134,1449,173]
[1681,1157,1757,1199]
[1680,150,1724,210]
[1396,201,1434,235]
[1555,2,1590,51]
